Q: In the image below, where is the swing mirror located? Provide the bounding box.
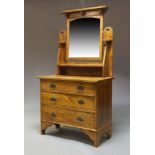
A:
[67,17,103,61]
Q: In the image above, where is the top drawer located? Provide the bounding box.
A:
[40,80,96,96]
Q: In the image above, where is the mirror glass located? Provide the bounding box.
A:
[69,18,100,58]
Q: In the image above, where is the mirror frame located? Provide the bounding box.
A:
[66,16,103,61]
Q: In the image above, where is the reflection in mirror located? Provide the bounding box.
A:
[69,18,100,58]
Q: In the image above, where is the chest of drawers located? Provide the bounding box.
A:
[38,75,112,147]
[38,5,114,147]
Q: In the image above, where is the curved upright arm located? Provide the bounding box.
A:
[103,27,113,77]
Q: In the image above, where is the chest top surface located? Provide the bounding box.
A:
[38,75,112,82]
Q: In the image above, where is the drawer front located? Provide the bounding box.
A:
[41,80,96,96]
[41,106,95,129]
[41,92,95,111]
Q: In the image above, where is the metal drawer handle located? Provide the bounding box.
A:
[78,100,85,104]
[51,112,56,117]
[50,97,57,102]
[49,83,56,88]
[76,117,84,122]
[76,85,84,91]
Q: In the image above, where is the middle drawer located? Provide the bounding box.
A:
[41,92,95,111]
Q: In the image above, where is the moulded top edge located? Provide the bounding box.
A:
[61,5,107,14]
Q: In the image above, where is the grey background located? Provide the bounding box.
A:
[25,0,130,155]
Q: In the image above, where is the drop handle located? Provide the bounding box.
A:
[76,117,84,122]
[78,100,85,104]
[49,83,56,88]
[51,112,56,117]
[76,85,84,91]
[50,97,57,102]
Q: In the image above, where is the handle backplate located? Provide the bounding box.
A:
[76,116,84,122]
[78,99,85,104]
[49,83,56,88]
[76,85,84,91]
[51,112,56,117]
[50,97,57,102]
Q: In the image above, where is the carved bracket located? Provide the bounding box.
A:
[81,123,112,147]
[41,121,54,134]
[58,31,67,45]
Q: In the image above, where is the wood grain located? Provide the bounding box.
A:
[41,106,95,129]
[40,79,96,96]
[62,5,107,14]
[38,75,112,82]
[41,92,95,111]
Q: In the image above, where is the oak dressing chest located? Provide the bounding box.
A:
[38,5,113,147]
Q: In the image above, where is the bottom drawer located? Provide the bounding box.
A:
[41,106,95,129]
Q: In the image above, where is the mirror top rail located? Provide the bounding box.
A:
[58,64,103,67]
[61,5,107,14]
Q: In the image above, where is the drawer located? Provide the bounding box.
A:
[41,80,96,96]
[41,92,95,111]
[41,106,95,129]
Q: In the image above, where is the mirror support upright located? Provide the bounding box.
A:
[103,27,113,77]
